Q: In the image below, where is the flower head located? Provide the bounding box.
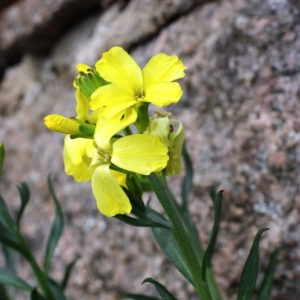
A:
[90,111,169,217]
[90,47,186,119]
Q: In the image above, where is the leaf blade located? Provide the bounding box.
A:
[44,177,65,274]
[0,268,33,292]
[143,278,178,300]
[237,228,269,300]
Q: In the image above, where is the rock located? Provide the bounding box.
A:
[1,0,300,299]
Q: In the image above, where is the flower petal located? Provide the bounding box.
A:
[111,169,128,188]
[90,84,137,117]
[76,63,92,73]
[63,136,94,182]
[112,135,169,175]
[144,82,183,107]
[166,120,185,175]
[142,53,186,89]
[144,116,171,147]
[95,46,143,89]
[94,108,137,148]
[75,88,89,121]
[44,115,80,134]
[92,164,132,217]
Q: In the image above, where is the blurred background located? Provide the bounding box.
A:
[0,0,300,299]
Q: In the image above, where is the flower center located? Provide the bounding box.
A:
[97,148,112,163]
[135,88,145,100]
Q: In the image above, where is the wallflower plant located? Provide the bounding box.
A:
[0,47,280,300]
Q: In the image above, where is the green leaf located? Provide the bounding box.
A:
[0,195,16,231]
[44,177,65,274]
[181,142,194,210]
[61,259,77,290]
[115,214,169,229]
[152,227,193,285]
[0,284,9,300]
[16,182,30,228]
[120,293,161,300]
[143,278,178,300]
[0,268,33,292]
[0,143,5,179]
[237,228,269,300]
[0,226,28,259]
[48,278,68,300]
[30,288,46,300]
[202,190,223,282]
[257,246,281,300]
[209,185,218,204]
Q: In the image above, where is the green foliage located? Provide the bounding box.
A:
[143,278,178,300]
[44,176,65,274]
[237,228,269,300]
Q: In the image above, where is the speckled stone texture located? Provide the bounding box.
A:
[0,0,300,299]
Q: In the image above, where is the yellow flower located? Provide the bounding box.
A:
[90,46,186,119]
[90,110,169,217]
[63,135,94,182]
[144,114,185,175]
[44,115,80,134]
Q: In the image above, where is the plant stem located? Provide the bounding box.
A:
[148,174,212,300]
[18,236,55,300]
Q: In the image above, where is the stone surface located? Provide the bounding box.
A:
[1,0,300,299]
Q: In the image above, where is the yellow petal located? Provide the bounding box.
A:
[94,108,137,148]
[144,82,183,107]
[166,120,185,175]
[90,84,137,117]
[112,135,169,175]
[63,136,94,182]
[75,88,89,121]
[142,53,186,89]
[44,115,80,134]
[95,46,143,89]
[76,63,92,73]
[92,164,132,217]
[64,135,94,165]
[111,169,128,188]
[144,117,170,147]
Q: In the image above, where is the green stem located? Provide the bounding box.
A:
[148,174,212,300]
[18,237,55,300]
[123,126,133,136]
[166,178,222,299]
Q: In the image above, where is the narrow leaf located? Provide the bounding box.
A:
[209,185,218,204]
[0,231,28,259]
[61,259,77,290]
[16,182,30,228]
[120,293,161,300]
[152,227,193,285]
[0,268,33,292]
[257,246,281,300]
[0,195,16,231]
[44,177,65,274]
[115,214,169,229]
[181,142,194,210]
[48,278,68,300]
[0,284,9,300]
[30,288,46,300]
[143,278,178,300]
[202,190,223,282]
[237,228,269,300]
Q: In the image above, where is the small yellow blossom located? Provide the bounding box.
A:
[90,46,186,119]
[144,114,185,175]
[90,111,169,217]
[44,115,80,134]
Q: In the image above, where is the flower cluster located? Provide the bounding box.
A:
[44,46,186,217]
